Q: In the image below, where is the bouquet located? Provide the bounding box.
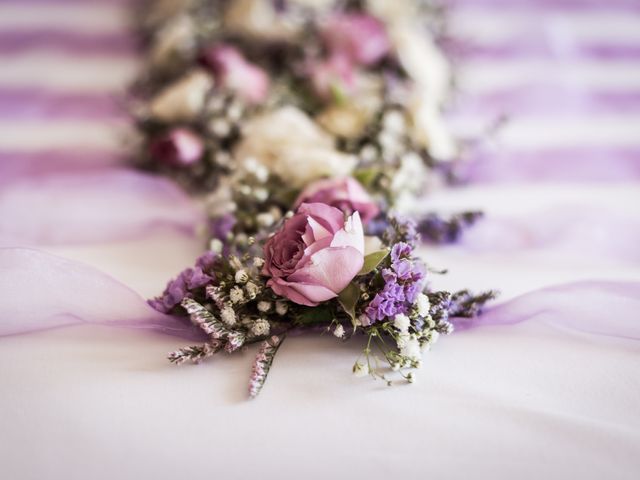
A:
[131,0,495,397]
[150,203,495,397]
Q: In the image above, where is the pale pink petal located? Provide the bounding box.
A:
[288,246,363,294]
[298,203,344,234]
[330,211,364,254]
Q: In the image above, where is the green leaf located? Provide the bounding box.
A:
[354,168,380,189]
[359,249,389,275]
[297,306,333,325]
[338,282,360,325]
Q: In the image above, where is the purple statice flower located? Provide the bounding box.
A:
[390,242,412,262]
[364,240,426,324]
[149,251,218,313]
[209,213,237,242]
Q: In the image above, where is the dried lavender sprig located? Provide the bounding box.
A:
[168,341,222,365]
[180,297,231,340]
[448,289,498,318]
[248,335,284,399]
[417,211,484,244]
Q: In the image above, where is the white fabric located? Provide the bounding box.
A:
[1,1,639,479]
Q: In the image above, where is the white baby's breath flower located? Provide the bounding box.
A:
[251,318,271,337]
[257,301,271,313]
[245,281,260,299]
[253,188,269,202]
[400,336,421,361]
[229,256,243,270]
[416,294,431,317]
[356,314,369,327]
[393,313,411,332]
[275,301,289,316]
[230,286,245,304]
[149,69,212,122]
[253,257,265,268]
[220,306,236,326]
[333,324,345,339]
[256,212,275,228]
[427,330,440,345]
[209,238,223,254]
[353,361,369,377]
[234,107,356,188]
[407,372,416,384]
[234,269,249,284]
[396,332,410,349]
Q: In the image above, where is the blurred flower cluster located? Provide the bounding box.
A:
[131,0,479,243]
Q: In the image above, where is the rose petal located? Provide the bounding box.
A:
[330,211,364,254]
[289,246,364,295]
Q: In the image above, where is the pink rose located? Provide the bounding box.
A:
[309,54,355,99]
[201,44,269,104]
[262,203,365,306]
[149,127,204,167]
[295,177,380,224]
[321,14,390,66]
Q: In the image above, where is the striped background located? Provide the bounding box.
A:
[0,0,638,182]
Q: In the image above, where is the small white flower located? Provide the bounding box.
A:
[400,336,422,361]
[407,372,416,384]
[245,281,260,299]
[416,294,431,317]
[253,257,265,268]
[229,286,245,304]
[251,318,270,337]
[353,361,369,378]
[234,269,249,284]
[210,118,231,137]
[427,330,440,345]
[396,332,410,349]
[356,314,369,327]
[253,188,269,202]
[275,300,288,316]
[393,313,411,332]
[333,324,345,339]
[257,301,271,313]
[382,110,406,135]
[229,256,243,270]
[220,306,236,326]
[209,238,223,253]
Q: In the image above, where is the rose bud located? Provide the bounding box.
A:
[321,14,390,66]
[309,54,355,100]
[294,177,380,224]
[149,127,204,167]
[262,203,364,306]
[200,43,269,104]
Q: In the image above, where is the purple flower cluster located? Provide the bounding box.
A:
[149,251,219,313]
[364,242,426,324]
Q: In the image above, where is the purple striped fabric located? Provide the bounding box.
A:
[452,88,640,116]
[0,88,127,120]
[461,146,640,183]
[448,0,640,11]
[0,30,137,56]
[449,41,640,62]
[0,149,128,184]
